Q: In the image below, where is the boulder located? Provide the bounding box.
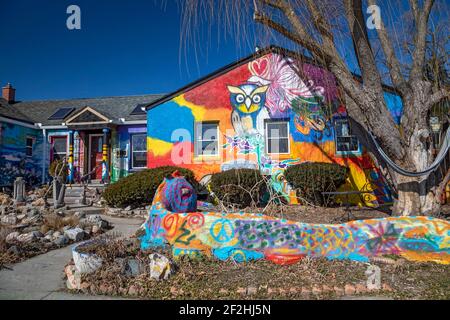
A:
[64,227,85,242]
[1,215,17,225]
[16,232,36,243]
[149,253,173,280]
[65,265,82,290]
[7,245,20,255]
[124,259,144,277]
[54,235,69,246]
[31,198,45,207]
[97,220,109,230]
[5,231,20,243]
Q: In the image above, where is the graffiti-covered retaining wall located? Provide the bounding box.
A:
[141,177,450,265]
[147,52,396,206]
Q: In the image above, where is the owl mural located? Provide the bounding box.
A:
[227,84,269,136]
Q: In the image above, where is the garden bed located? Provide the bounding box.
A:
[64,237,450,300]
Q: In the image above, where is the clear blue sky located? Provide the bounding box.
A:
[0,0,257,101]
[0,0,447,101]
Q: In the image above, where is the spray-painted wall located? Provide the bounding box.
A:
[0,120,44,186]
[147,53,398,206]
[111,125,147,182]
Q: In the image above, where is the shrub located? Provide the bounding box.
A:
[103,166,198,208]
[209,169,267,208]
[49,159,68,180]
[284,162,349,206]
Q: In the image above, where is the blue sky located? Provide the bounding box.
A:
[0,1,447,101]
[0,0,257,101]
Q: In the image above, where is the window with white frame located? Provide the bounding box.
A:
[26,136,35,157]
[51,136,67,161]
[131,134,147,168]
[334,118,359,153]
[265,120,289,154]
[194,122,219,156]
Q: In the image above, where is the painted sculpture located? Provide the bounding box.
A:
[140,173,450,265]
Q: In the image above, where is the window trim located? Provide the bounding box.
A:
[333,117,361,156]
[26,136,35,157]
[130,133,147,169]
[50,135,68,161]
[194,121,220,157]
[264,119,290,155]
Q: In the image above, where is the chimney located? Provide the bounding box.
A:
[2,83,16,103]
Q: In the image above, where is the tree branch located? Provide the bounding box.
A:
[367,0,406,91]
[429,87,450,108]
[410,0,435,82]
[343,0,383,90]
[409,0,419,21]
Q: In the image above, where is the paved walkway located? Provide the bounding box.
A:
[0,215,144,300]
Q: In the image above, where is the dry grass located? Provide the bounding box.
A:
[76,239,450,300]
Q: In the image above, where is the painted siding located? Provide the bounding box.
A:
[0,120,44,186]
[147,52,396,207]
[112,125,147,182]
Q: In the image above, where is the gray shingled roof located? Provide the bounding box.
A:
[0,98,34,123]
[12,94,164,126]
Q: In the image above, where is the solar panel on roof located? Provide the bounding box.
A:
[48,107,75,120]
[130,104,147,115]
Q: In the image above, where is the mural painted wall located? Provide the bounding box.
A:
[111,125,147,182]
[0,121,44,186]
[147,52,395,206]
[140,176,450,265]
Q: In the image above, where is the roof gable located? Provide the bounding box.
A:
[65,106,110,125]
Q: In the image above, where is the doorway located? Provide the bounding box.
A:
[88,134,103,180]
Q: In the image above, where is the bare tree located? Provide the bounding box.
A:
[180,0,450,215]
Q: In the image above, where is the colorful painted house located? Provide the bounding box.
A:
[145,47,399,207]
[0,82,163,186]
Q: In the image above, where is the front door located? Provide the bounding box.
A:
[89,134,103,180]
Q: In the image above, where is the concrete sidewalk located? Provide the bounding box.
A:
[0,215,144,300]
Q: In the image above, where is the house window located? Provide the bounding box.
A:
[195,122,219,156]
[51,136,68,161]
[334,118,359,153]
[26,136,35,157]
[265,120,289,154]
[131,134,147,168]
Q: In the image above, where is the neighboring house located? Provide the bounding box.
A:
[145,46,399,207]
[0,84,44,187]
[0,83,163,186]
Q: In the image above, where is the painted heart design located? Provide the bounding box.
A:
[249,57,269,77]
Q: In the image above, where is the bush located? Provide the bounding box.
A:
[103,166,198,208]
[284,162,349,206]
[209,169,267,208]
[49,159,68,181]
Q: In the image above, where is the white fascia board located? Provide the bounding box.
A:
[0,116,39,129]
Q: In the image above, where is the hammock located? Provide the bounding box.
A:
[368,128,450,177]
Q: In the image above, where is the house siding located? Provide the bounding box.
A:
[147,52,395,206]
[0,120,43,186]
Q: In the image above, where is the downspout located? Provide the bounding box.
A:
[42,128,47,184]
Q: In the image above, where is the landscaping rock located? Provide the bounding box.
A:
[65,265,82,290]
[91,225,100,234]
[7,245,20,255]
[31,198,45,207]
[64,227,85,242]
[31,231,43,238]
[16,214,26,220]
[73,211,86,219]
[54,235,69,246]
[6,231,20,243]
[1,215,17,225]
[86,215,103,224]
[97,220,109,230]
[53,231,61,238]
[124,259,144,277]
[27,208,40,217]
[149,253,173,280]
[17,232,36,243]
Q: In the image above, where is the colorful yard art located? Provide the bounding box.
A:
[147,51,396,207]
[140,175,450,265]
